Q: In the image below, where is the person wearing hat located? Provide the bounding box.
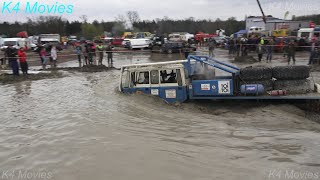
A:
[5,44,19,75]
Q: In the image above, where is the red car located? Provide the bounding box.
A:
[194,32,217,43]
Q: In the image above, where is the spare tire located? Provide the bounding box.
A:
[274,79,312,94]
[240,67,272,81]
[240,79,274,91]
[272,66,310,80]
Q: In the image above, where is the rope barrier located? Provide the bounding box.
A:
[0,44,318,60]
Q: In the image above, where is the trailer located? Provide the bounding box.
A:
[119,55,320,103]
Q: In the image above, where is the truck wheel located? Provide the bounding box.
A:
[272,66,311,80]
[159,48,164,53]
[167,49,173,54]
[274,79,312,94]
[240,67,272,81]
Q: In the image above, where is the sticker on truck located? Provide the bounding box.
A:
[165,89,176,99]
[151,89,159,96]
[218,81,231,94]
[201,84,211,91]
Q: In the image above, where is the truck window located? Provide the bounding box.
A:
[160,69,177,84]
[301,32,310,38]
[151,70,159,84]
[121,70,130,88]
[137,71,150,84]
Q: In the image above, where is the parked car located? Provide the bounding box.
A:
[127,39,151,49]
[122,39,131,48]
[160,42,185,54]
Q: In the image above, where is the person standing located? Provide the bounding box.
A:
[91,43,97,65]
[308,40,318,65]
[256,43,264,62]
[51,45,58,68]
[40,47,47,69]
[208,39,216,57]
[17,47,28,75]
[106,43,114,67]
[6,44,19,75]
[96,42,104,65]
[82,43,88,65]
[266,39,274,63]
[183,43,191,59]
[287,41,297,65]
[75,44,82,67]
[86,43,93,65]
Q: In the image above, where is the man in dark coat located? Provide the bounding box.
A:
[6,44,19,75]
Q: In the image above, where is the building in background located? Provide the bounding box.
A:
[246,15,310,34]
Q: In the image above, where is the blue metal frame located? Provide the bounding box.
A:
[186,55,240,77]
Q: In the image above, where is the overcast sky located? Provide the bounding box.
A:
[0,0,319,22]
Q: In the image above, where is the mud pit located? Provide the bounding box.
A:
[0,49,320,180]
[0,71,64,84]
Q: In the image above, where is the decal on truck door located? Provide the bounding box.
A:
[151,89,159,96]
[165,89,176,99]
[218,81,230,94]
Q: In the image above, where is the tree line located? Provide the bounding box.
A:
[292,14,320,25]
[0,12,317,39]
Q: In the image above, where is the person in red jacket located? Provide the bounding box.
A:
[17,47,28,75]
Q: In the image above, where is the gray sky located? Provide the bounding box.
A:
[0,0,319,22]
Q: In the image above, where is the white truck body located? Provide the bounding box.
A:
[128,39,151,49]
[297,28,319,42]
[1,38,31,50]
[39,34,61,43]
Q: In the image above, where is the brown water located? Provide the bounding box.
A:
[1,50,320,180]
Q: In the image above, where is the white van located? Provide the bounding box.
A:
[1,38,31,50]
[249,27,264,33]
[297,28,320,42]
[128,39,151,49]
[168,34,182,42]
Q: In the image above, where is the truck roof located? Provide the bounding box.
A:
[3,38,23,41]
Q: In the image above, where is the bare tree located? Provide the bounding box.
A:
[79,15,88,23]
[127,11,140,29]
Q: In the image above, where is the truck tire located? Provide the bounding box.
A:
[274,79,312,94]
[240,79,273,91]
[272,66,310,80]
[240,67,272,81]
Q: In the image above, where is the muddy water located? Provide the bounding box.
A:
[1,51,320,180]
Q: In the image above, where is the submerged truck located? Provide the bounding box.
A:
[119,55,320,103]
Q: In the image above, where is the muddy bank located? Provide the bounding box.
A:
[234,55,259,63]
[0,71,64,84]
[43,65,113,73]
[310,64,320,72]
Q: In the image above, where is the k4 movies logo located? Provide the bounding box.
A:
[1,1,74,14]
[1,169,53,179]
[268,169,319,179]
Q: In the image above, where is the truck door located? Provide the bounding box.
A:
[133,71,151,94]
[158,68,187,103]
